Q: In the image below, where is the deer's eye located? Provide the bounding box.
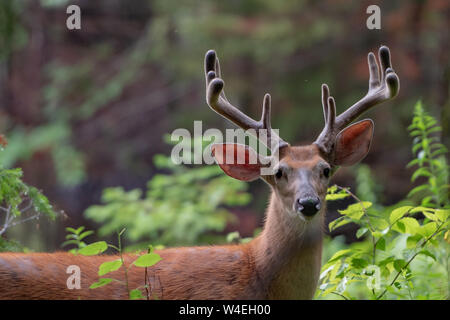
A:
[275,168,284,179]
[323,167,330,178]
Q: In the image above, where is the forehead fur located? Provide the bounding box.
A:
[279,144,325,169]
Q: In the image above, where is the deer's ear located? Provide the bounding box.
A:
[333,119,374,166]
[211,143,262,181]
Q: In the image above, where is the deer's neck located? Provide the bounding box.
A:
[252,192,324,299]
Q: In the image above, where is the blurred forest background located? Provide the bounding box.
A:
[0,0,448,251]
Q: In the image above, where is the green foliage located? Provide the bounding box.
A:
[77,241,109,256]
[69,227,162,300]
[226,230,256,244]
[0,236,25,252]
[0,141,58,251]
[317,102,449,300]
[85,138,251,247]
[407,101,449,207]
[61,226,94,254]
[133,252,162,268]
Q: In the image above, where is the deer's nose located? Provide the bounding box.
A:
[297,197,321,216]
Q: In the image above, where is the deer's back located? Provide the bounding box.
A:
[0,243,261,300]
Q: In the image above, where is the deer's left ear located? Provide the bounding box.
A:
[333,119,374,166]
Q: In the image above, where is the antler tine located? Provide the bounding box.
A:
[314,46,400,156]
[315,84,337,153]
[334,46,400,130]
[204,50,288,150]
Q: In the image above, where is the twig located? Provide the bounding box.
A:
[19,199,33,213]
[144,246,151,300]
[0,206,12,236]
[330,291,349,300]
[117,231,130,298]
[144,266,150,300]
[8,213,41,228]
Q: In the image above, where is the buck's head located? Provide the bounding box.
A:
[205,47,399,221]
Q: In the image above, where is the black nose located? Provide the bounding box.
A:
[297,197,321,216]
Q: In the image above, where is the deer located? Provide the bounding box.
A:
[0,46,399,300]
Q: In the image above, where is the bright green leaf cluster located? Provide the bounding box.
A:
[68,227,162,300]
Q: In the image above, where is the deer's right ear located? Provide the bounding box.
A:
[211,143,263,181]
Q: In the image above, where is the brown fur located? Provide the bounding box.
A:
[0,145,327,300]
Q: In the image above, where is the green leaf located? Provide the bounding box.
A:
[431,148,448,158]
[356,227,368,239]
[417,250,436,261]
[78,241,108,256]
[395,217,420,235]
[407,184,428,198]
[406,235,421,248]
[338,202,372,220]
[226,231,240,243]
[326,193,351,201]
[65,227,77,234]
[327,185,338,193]
[378,256,395,267]
[90,278,115,289]
[61,240,80,247]
[130,289,145,300]
[98,259,123,276]
[369,217,389,231]
[376,238,386,251]
[418,222,437,238]
[410,206,435,214]
[411,168,431,182]
[351,258,368,269]
[435,209,449,222]
[393,259,406,272]
[389,206,413,224]
[133,253,162,268]
[329,216,352,232]
[422,210,438,221]
[78,230,94,241]
[406,159,419,168]
[396,221,406,232]
[328,249,352,263]
[426,126,442,135]
[75,226,85,235]
[326,185,351,201]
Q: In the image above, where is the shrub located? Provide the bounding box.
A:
[317,101,449,300]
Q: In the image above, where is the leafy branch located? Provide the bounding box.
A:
[68,227,162,300]
[0,136,58,243]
